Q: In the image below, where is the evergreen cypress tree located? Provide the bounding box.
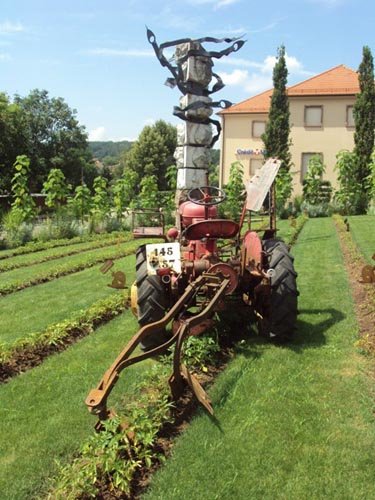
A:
[262,45,293,206]
[353,46,375,213]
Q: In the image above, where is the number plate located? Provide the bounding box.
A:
[146,242,181,275]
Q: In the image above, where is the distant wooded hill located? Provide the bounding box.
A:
[88,141,133,160]
[88,141,220,165]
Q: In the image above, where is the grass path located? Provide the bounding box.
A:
[0,233,130,272]
[0,254,135,346]
[348,215,375,263]
[0,240,130,288]
[0,312,156,499]
[145,218,375,500]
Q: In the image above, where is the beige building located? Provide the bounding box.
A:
[219,65,359,196]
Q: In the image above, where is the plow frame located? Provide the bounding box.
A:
[85,273,230,422]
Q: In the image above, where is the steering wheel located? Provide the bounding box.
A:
[187,186,226,206]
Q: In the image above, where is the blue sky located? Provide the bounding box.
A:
[1,0,374,142]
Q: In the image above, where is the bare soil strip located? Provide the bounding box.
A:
[334,216,375,354]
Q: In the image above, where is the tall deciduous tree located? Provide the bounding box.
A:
[0,93,28,193]
[353,46,375,213]
[14,89,94,190]
[122,120,177,192]
[262,45,293,206]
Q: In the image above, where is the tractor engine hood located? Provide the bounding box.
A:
[179,200,218,227]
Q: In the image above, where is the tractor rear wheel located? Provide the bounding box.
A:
[136,245,170,351]
[259,239,298,341]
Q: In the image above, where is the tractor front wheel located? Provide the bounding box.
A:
[136,245,170,351]
[258,239,298,341]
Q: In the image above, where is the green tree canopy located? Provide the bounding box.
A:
[353,46,375,213]
[122,120,177,192]
[12,89,94,191]
[0,93,28,193]
[262,45,293,206]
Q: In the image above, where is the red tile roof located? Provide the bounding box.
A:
[220,65,359,114]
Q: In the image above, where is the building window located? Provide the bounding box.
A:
[346,105,354,127]
[304,106,323,127]
[301,153,323,182]
[250,158,264,175]
[252,121,266,138]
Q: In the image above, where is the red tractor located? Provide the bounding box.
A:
[86,160,298,419]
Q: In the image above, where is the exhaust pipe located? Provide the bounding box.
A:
[161,274,171,285]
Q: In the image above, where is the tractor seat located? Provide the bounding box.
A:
[184,219,240,240]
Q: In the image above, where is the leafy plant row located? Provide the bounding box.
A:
[46,217,309,498]
[333,214,375,354]
[0,233,132,273]
[0,240,141,297]
[286,213,309,246]
[49,364,173,499]
[0,230,127,260]
[0,293,129,379]
[48,332,222,499]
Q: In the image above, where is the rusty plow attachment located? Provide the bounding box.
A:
[85,273,230,424]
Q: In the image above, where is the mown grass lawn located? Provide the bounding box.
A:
[348,214,375,263]
[0,311,157,499]
[0,253,135,346]
[0,240,131,289]
[0,232,130,272]
[144,218,375,500]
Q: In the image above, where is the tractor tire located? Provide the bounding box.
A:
[259,239,298,341]
[136,245,170,351]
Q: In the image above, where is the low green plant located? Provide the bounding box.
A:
[0,230,126,260]
[220,161,245,220]
[334,150,364,214]
[0,293,128,367]
[300,201,333,218]
[303,155,332,204]
[50,365,172,499]
[0,239,142,297]
[10,155,35,222]
[91,176,110,217]
[1,209,33,248]
[112,172,137,219]
[0,233,130,273]
[183,331,220,371]
[42,169,70,211]
[69,184,92,220]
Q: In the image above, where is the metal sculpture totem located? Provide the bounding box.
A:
[146,28,245,209]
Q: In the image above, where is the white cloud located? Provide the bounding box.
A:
[218,52,314,94]
[84,48,154,57]
[89,126,106,141]
[0,53,11,61]
[220,69,249,86]
[220,69,272,93]
[0,21,24,34]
